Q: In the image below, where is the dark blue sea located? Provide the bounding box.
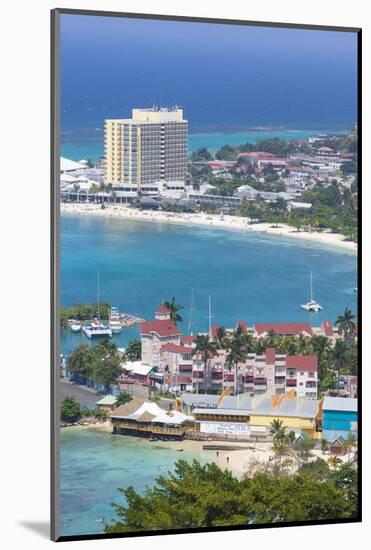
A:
[60,14,357,160]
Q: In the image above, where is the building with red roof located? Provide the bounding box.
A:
[141,307,182,367]
[155,304,171,320]
[236,320,248,332]
[253,322,313,338]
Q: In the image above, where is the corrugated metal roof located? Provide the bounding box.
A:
[181,393,219,407]
[323,397,357,412]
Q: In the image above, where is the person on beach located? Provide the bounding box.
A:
[216,451,219,458]
[226,456,229,466]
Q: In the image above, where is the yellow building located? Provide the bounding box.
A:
[190,391,322,439]
[104,106,188,187]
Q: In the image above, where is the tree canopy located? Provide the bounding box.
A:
[105,459,357,533]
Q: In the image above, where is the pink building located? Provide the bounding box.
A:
[141,306,181,366]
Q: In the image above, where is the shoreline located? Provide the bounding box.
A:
[61,203,357,253]
[62,424,336,478]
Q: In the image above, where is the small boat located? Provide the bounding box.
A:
[83,321,112,339]
[82,272,112,338]
[109,306,122,334]
[353,287,358,293]
[301,272,322,312]
[70,323,81,333]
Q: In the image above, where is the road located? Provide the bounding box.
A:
[60,379,174,410]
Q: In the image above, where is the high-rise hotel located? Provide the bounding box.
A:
[104,107,188,188]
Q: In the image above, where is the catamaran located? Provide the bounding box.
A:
[82,272,112,338]
[83,321,112,339]
[301,272,323,312]
[109,306,122,333]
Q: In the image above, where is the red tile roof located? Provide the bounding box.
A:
[322,320,334,336]
[254,323,312,336]
[265,347,276,364]
[239,151,276,158]
[236,320,248,332]
[168,375,192,384]
[211,324,220,339]
[160,343,193,354]
[286,355,318,372]
[180,335,196,344]
[141,319,181,338]
[156,304,170,314]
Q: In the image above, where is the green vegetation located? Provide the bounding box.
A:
[124,340,142,362]
[105,459,357,533]
[60,397,81,423]
[190,148,213,162]
[67,339,122,388]
[215,144,239,161]
[60,302,111,327]
[226,326,249,394]
[116,391,133,407]
[163,297,184,324]
[335,307,357,347]
[192,334,218,394]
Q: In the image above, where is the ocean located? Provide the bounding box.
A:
[61,127,349,162]
[60,214,357,356]
[60,428,209,536]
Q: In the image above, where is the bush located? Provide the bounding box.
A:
[61,397,81,423]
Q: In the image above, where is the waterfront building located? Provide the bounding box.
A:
[104,106,188,187]
[189,390,321,439]
[141,306,182,366]
[96,395,118,412]
[322,396,358,440]
[109,398,194,438]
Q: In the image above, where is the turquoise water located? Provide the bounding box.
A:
[60,128,347,161]
[60,214,357,355]
[60,428,209,536]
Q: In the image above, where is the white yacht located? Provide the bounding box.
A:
[82,272,112,338]
[70,322,81,333]
[83,321,112,339]
[109,306,122,334]
[301,272,322,312]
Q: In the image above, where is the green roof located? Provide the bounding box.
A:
[97,395,117,406]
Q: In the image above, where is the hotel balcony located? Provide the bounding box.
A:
[254,377,267,386]
[286,379,297,387]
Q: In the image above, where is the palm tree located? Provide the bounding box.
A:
[164,297,184,325]
[335,307,356,348]
[192,334,218,393]
[215,326,227,349]
[343,432,357,462]
[241,332,256,353]
[226,328,248,395]
[269,419,286,441]
[265,330,277,348]
[297,333,310,354]
[327,456,342,470]
[73,183,80,202]
[89,183,100,203]
[321,438,329,454]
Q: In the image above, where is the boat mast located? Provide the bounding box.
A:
[310,272,313,302]
[207,295,214,338]
[188,288,196,336]
[97,271,100,320]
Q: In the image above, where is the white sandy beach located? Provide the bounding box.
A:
[61,202,357,252]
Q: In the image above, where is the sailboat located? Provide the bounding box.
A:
[301,272,323,312]
[83,273,112,339]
